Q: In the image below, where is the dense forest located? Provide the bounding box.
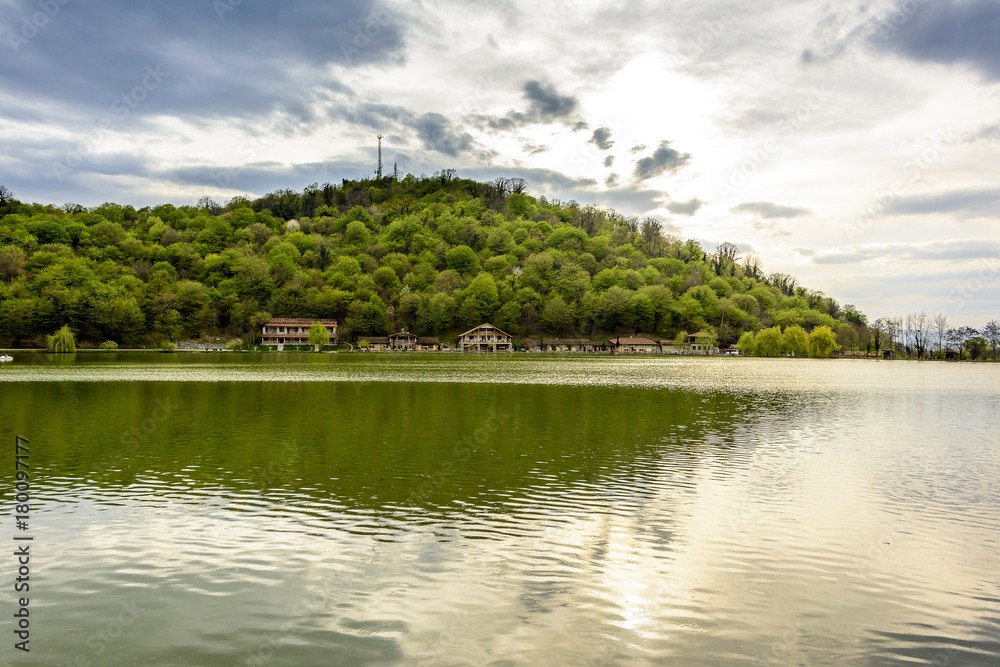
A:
[0,176,995,358]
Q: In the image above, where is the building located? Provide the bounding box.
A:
[541,338,600,353]
[262,318,337,346]
[685,333,718,355]
[389,331,417,350]
[458,323,513,353]
[612,337,662,354]
[416,337,441,351]
[357,337,390,351]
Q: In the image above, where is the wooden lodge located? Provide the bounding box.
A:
[458,323,513,353]
[389,331,417,350]
[611,337,662,354]
[358,337,390,351]
[262,318,337,346]
[541,338,601,353]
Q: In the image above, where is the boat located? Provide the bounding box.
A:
[0,355,12,362]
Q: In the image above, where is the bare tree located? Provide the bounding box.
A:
[909,312,929,358]
[712,242,740,276]
[741,253,763,280]
[870,318,888,356]
[983,320,1000,360]
[885,317,902,355]
[0,185,11,205]
[933,314,949,358]
[640,218,663,255]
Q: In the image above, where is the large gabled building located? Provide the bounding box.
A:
[458,323,513,353]
[262,318,337,346]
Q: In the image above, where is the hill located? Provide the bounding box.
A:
[0,174,867,351]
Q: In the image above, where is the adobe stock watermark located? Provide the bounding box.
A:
[213,0,243,21]
[340,0,406,64]
[51,65,171,181]
[238,590,331,666]
[70,599,145,667]
[843,127,961,241]
[673,0,753,66]
[95,397,178,480]
[875,0,930,37]
[407,406,511,505]
[716,86,831,200]
[7,0,71,53]
[946,257,999,311]
[209,125,282,190]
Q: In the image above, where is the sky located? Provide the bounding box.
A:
[1,0,998,325]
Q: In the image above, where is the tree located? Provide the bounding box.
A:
[0,185,12,206]
[958,326,980,360]
[908,312,929,358]
[983,321,1000,360]
[783,325,808,356]
[965,336,988,361]
[47,325,76,353]
[640,218,662,255]
[933,314,949,358]
[755,327,783,357]
[445,245,480,275]
[870,318,888,357]
[736,331,756,355]
[308,322,330,348]
[0,246,27,281]
[807,325,839,358]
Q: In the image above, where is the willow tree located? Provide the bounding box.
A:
[808,325,839,358]
[308,322,330,349]
[47,325,76,353]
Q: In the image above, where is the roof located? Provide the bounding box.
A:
[389,331,417,338]
[458,323,511,338]
[615,337,659,345]
[266,318,337,326]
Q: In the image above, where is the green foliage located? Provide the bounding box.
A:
[0,175,858,348]
[755,327,783,357]
[782,325,809,356]
[446,245,480,275]
[807,325,839,358]
[308,321,330,347]
[47,325,76,352]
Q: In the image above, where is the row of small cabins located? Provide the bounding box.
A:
[261,319,733,354]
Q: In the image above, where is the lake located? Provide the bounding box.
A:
[1,353,998,666]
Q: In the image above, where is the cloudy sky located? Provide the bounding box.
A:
[2,0,998,324]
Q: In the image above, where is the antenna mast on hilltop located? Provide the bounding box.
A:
[376,134,383,180]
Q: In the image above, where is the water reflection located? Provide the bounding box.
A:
[1,356,997,665]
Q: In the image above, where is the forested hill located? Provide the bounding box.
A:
[0,175,866,349]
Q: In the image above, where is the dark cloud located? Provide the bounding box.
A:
[337,102,481,158]
[666,198,704,216]
[590,127,614,150]
[732,202,810,218]
[808,239,1000,265]
[523,142,550,155]
[603,155,615,168]
[885,188,1000,219]
[969,120,1000,143]
[411,113,474,157]
[0,0,408,127]
[522,80,578,119]
[629,144,647,154]
[871,0,1000,80]
[470,80,581,131]
[605,173,619,187]
[633,141,691,181]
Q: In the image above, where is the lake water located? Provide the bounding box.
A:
[1,353,998,666]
